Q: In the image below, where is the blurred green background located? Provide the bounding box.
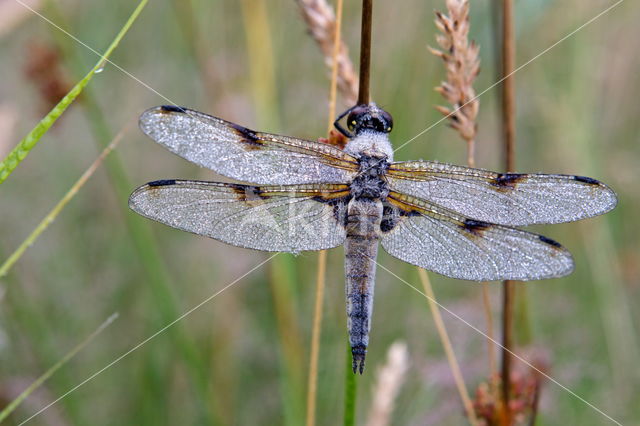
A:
[0,0,638,424]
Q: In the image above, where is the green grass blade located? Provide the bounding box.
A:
[0,127,126,279]
[343,342,358,426]
[0,313,119,423]
[41,3,217,422]
[0,0,148,185]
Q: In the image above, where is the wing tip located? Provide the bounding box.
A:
[573,175,618,214]
[128,180,180,211]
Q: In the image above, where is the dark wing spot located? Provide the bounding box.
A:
[148,179,176,187]
[160,105,186,113]
[380,203,420,233]
[462,219,492,236]
[538,235,562,248]
[573,175,600,185]
[229,122,264,150]
[228,184,269,201]
[492,173,526,189]
[313,195,350,226]
[380,204,399,233]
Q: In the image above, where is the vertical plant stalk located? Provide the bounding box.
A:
[357,0,372,105]
[306,1,345,425]
[343,341,358,426]
[500,0,516,422]
[430,2,497,388]
[418,270,478,425]
[241,1,306,424]
[306,251,326,426]
[342,1,375,421]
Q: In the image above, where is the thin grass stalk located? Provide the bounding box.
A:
[305,1,345,424]
[8,2,215,419]
[429,0,498,391]
[482,284,498,387]
[0,0,148,184]
[357,0,372,105]
[500,0,516,422]
[2,254,86,422]
[418,269,478,425]
[240,1,305,423]
[343,341,358,426]
[0,314,118,422]
[296,0,358,105]
[0,122,129,278]
[41,3,218,422]
[306,250,326,426]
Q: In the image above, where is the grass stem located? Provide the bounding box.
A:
[0,123,129,278]
[500,0,516,422]
[306,1,345,424]
[0,0,148,184]
[357,0,372,105]
[343,341,358,426]
[0,313,119,423]
[418,269,478,426]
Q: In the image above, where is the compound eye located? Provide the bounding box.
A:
[346,113,358,131]
[381,110,393,132]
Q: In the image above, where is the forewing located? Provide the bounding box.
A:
[129,180,350,253]
[380,192,574,281]
[139,106,358,184]
[387,160,617,226]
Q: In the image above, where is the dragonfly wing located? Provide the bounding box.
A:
[129,180,350,253]
[380,191,574,281]
[387,160,617,226]
[139,106,358,185]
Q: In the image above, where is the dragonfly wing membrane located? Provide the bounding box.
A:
[129,180,349,253]
[380,192,574,281]
[387,160,617,226]
[139,106,358,185]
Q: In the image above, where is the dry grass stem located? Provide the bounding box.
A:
[500,0,517,421]
[296,0,358,105]
[430,0,480,166]
[418,269,478,426]
[306,250,326,426]
[0,122,130,278]
[365,342,409,426]
[307,2,344,425]
[431,0,498,405]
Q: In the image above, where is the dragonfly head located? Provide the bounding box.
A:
[347,103,393,135]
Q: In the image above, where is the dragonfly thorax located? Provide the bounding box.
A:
[344,130,394,162]
[350,155,390,200]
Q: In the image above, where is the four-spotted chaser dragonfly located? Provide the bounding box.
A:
[129,103,617,373]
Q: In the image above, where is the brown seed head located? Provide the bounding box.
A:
[296,0,359,106]
[430,0,480,145]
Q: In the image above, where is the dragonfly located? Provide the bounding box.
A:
[129,103,617,373]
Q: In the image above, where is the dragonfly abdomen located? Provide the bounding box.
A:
[344,198,382,374]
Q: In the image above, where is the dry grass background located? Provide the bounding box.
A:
[0,0,639,424]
